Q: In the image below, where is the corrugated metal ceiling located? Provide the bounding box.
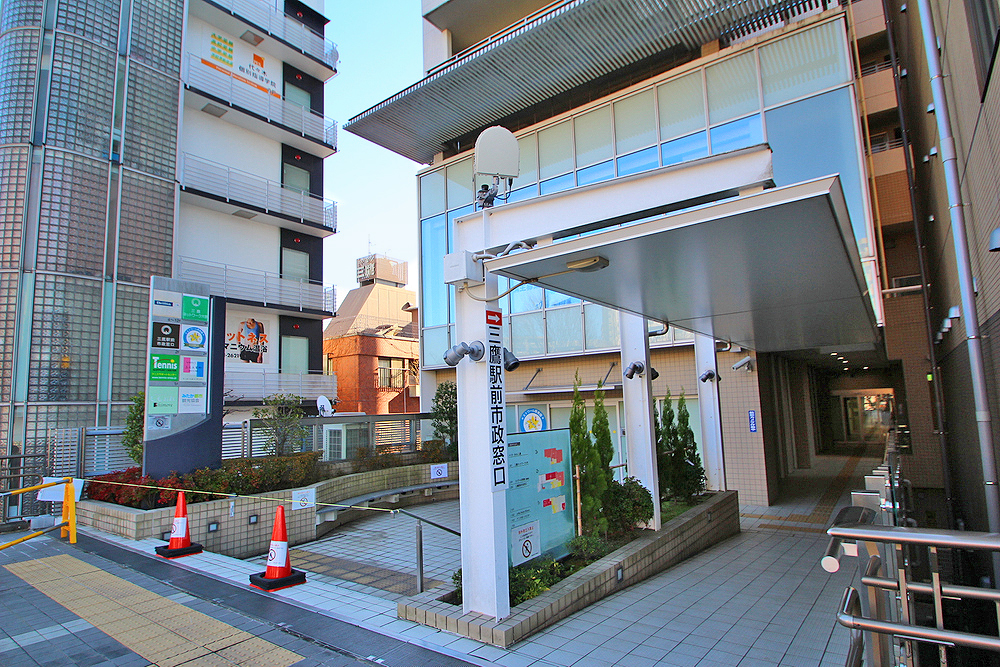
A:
[345,0,797,163]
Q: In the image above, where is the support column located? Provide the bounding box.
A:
[694,333,726,491]
[619,312,661,530]
[453,215,510,620]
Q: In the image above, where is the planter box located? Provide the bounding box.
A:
[399,490,740,647]
[76,461,458,558]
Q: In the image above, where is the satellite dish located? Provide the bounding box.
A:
[317,395,335,417]
[474,126,519,179]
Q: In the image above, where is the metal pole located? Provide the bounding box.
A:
[575,464,583,536]
[915,0,1000,579]
[416,519,424,594]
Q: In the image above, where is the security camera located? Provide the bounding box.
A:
[624,361,645,379]
[443,340,485,366]
[699,369,717,383]
[503,347,520,372]
[732,356,754,372]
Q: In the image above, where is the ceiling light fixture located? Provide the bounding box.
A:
[566,256,610,272]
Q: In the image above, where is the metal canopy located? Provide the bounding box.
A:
[344,0,812,164]
[484,176,879,354]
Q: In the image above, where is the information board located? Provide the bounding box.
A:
[506,429,574,566]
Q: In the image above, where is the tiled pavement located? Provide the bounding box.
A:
[0,452,878,666]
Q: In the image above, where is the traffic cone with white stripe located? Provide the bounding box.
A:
[249,505,306,591]
[155,491,203,558]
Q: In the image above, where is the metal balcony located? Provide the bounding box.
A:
[185,53,336,156]
[177,256,332,314]
[178,152,337,237]
[192,0,338,80]
[225,370,337,402]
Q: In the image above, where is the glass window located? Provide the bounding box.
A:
[658,71,705,140]
[420,214,448,326]
[546,291,580,307]
[546,307,583,353]
[446,158,474,210]
[511,312,544,357]
[661,131,708,166]
[765,89,869,255]
[280,335,309,373]
[422,326,450,366]
[707,52,759,124]
[760,21,850,107]
[577,160,614,186]
[420,170,446,217]
[615,90,656,155]
[285,82,312,110]
[671,326,694,342]
[510,282,543,312]
[710,114,762,154]
[538,120,573,180]
[617,146,659,176]
[540,172,575,195]
[575,105,612,168]
[508,184,538,203]
[585,303,620,349]
[282,162,310,191]
[281,247,309,281]
[514,134,538,189]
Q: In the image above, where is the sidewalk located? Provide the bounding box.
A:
[0,452,876,666]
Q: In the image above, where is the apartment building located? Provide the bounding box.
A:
[0,0,338,460]
[347,0,941,511]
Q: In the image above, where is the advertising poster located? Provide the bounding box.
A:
[151,322,179,349]
[224,312,275,369]
[506,429,574,566]
[180,356,207,382]
[178,389,208,414]
[148,386,179,415]
[149,354,180,381]
[200,29,280,98]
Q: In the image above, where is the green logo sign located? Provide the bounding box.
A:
[182,295,209,322]
[149,354,180,381]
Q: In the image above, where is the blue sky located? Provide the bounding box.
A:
[323,1,424,297]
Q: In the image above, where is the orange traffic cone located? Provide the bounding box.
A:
[155,491,203,558]
[249,506,306,591]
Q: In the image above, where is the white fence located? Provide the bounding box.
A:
[225,371,337,403]
[177,256,334,312]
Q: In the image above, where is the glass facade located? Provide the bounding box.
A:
[418,18,869,369]
[0,0,182,450]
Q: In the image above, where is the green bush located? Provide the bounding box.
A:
[452,558,572,607]
[121,392,145,465]
[568,534,613,560]
[604,476,655,537]
[431,381,458,459]
[85,452,322,508]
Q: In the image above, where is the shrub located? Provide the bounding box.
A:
[252,393,307,456]
[568,534,613,560]
[121,393,145,465]
[604,476,654,537]
[431,381,458,458]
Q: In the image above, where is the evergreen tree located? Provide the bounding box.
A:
[674,393,706,501]
[658,390,677,500]
[431,381,458,458]
[592,382,615,504]
[122,392,145,465]
[570,372,607,536]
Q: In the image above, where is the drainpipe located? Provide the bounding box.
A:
[880,0,953,527]
[914,0,1000,548]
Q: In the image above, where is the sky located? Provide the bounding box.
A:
[322,1,425,299]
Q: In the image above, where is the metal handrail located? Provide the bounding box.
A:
[829,522,1000,550]
[0,478,77,550]
[178,153,336,229]
[177,255,331,311]
[185,53,337,147]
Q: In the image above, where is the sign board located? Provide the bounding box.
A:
[487,310,507,491]
[292,488,316,510]
[37,478,84,502]
[748,410,758,433]
[506,429,574,565]
[430,463,448,480]
[519,408,546,432]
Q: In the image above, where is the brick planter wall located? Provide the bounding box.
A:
[76,461,459,558]
[399,490,740,647]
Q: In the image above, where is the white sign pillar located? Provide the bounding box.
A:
[454,213,510,621]
[619,312,661,530]
[694,333,726,491]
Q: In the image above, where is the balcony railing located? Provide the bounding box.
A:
[186,53,336,147]
[208,0,338,70]
[177,256,333,312]
[377,367,408,390]
[179,153,336,230]
[226,370,336,402]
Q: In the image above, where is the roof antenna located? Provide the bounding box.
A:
[474,126,519,211]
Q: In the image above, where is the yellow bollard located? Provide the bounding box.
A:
[60,479,77,544]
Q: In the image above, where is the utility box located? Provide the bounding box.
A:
[444,250,484,287]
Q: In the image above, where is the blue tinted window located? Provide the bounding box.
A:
[540,173,574,195]
[616,146,659,176]
[546,290,581,307]
[507,184,537,204]
[420,214,448,326]
[661,131,708,167]
[766,89,869,254]
[510,282,544,312]
[710,115,762,154]
[576,160,614,186]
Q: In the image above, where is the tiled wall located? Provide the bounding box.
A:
[717,351,771,505]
